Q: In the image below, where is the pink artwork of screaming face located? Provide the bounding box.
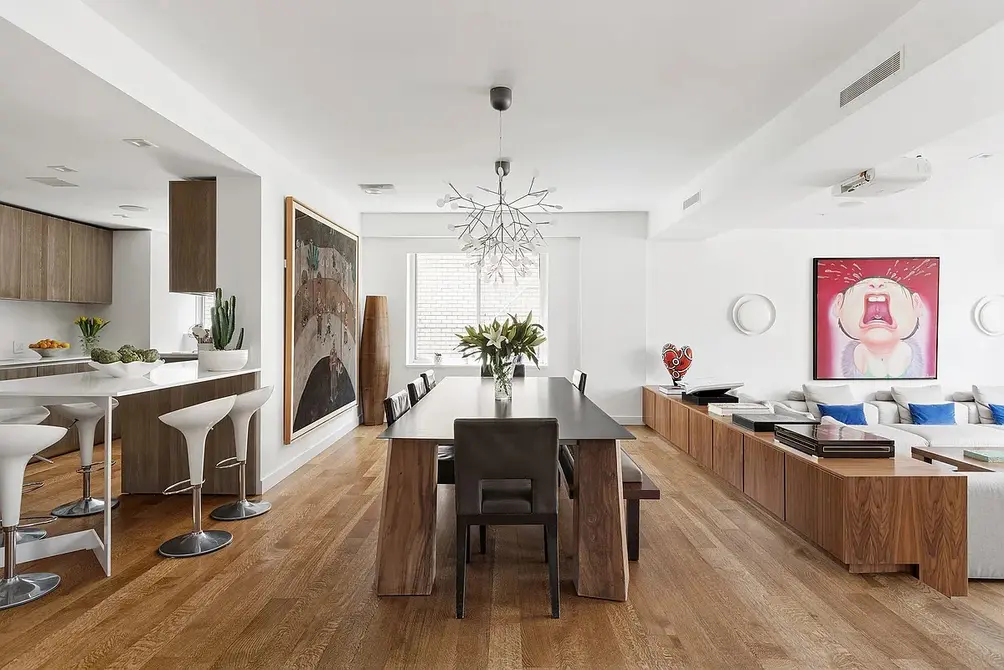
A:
[814,257,939,380]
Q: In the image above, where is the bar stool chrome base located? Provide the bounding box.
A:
[0,528,46,547]
[52,496,119,518]
[0,573,60,610]
[210,498,271,521]
[158,530,232,558]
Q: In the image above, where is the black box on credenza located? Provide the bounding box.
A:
[681,392,739,406]
[731,413,818,432]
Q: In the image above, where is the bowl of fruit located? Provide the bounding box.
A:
[29,339,72,358]
[88,345,163,378]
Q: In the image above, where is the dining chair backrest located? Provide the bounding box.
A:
[421,369,437,390]
[571,369,587,393]
[383,388,412,426]
[407,376,429,406]
[453,418,559,516]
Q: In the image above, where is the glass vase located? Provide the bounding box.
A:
[80,335,98,355]
[492,358,516,401]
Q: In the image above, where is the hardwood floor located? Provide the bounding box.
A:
[4,426,1004,668]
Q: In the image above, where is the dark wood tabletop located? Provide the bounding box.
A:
[378,376,635,443]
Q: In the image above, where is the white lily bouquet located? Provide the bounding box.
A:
[456,312,546,400]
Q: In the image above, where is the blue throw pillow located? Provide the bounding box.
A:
[817,403,868,425]
[909,403,956,425]
[989,404,1004,425]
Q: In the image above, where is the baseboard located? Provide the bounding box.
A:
[616,416,644,426]
[259,418,358,493]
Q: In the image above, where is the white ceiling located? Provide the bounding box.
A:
[766,113,1004,230]
[83,0,920,214]
[0,18,250,231]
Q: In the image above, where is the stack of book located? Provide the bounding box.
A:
[658,385,683,396]
[707,402,771,417]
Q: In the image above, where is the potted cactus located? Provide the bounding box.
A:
[198,287,249,371]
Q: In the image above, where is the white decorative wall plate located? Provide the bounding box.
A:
[731,294,776,336]
[974,295,1004,337]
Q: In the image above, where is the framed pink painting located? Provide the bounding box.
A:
[813,257,939,380]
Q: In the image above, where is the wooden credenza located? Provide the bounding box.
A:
[642,386,968,597]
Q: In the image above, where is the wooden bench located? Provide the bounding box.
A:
[558,445,661,561]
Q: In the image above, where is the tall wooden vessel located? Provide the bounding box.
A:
[359,295,390,425]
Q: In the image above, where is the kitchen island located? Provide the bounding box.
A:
[0,361,261,577]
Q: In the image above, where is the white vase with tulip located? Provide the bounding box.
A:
[456,312,546,401]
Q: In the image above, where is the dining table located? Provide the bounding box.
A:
[376,376,635,601]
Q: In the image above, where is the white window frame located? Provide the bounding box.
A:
[406,252,548,368]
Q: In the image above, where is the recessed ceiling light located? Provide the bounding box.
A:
[969,153,995,160]
[118,204,149,212]
[122,138,158,148]
[112,213,130,218]
[47,165,77,173]
[359,183,395,195]
[837,200,865,208]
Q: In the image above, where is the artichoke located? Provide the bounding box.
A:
[117,344,136,355]
[91,348,121,364]
[139,348,160,363]
[120,349,141,364]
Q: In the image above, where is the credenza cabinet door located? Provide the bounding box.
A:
[0,204,21,299]
[743,435,785,519]
[69,222,113,304]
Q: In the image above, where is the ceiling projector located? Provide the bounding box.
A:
[832,155,932,198]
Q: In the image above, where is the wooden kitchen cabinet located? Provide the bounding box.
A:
[69,221,113,304]
[19,210,48,301]
[45,216,72,301]
[169,179,217,294]
[0,204,20,299]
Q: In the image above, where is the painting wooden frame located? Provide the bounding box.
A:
[284,197,359,443]
[813,256,940,381]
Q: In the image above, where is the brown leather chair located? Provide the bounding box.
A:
[453,418,560,619]
[571,369,587,393]
[384,388,454,484]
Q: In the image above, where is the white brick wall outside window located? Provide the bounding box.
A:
[408,253,547,365]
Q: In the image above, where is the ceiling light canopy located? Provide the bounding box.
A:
[122,138,158,148]
[437,86,562,283]
[47,165,77,173]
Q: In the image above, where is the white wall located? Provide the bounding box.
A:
[647,228,1004,400]
[149,230,200,351]
[362,212,648,423]
[0,300,108,357]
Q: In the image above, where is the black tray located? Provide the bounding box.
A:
[775,424,894,458]
[731,413,817,432]
[682,392,738,406]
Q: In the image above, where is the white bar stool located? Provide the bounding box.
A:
[49,400,120,518]
[157,395,237,558]
[0,407,52,547]
[211,385,274,521]
[0,424,67,610]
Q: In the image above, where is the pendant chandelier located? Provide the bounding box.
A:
[437,86,562,283]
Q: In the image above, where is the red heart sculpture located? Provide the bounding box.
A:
[661,344,693,383]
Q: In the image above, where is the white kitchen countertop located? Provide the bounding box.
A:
[0,355,92,370]
[0,361,260,399]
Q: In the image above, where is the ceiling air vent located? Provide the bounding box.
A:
[359,183,395,195]
[26,176,78,187]
[840,51,903,108]
[682,190,702,211]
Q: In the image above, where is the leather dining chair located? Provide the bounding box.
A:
[420,369,437,390]
[385,388,455,485]
[571,369,588,393]
[407,376,429,406]
[453,418,560,619]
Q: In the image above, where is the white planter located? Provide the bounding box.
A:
[199,349,249,372]
[89,360,165,378]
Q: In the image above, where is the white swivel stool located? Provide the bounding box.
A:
[157,395,237,558]
[0,407,52,547]
[49,400,120,518]
[0,424,67,610]
[211,386,274,521]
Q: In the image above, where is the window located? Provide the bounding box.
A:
[409,253,547,365]
[197,293,216,328]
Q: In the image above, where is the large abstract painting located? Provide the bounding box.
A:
[813,257,939,380]
[284,197,358,443]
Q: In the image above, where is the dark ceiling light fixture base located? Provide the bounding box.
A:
[490,86,512,112]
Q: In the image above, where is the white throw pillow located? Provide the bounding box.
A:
[973,385,1004,424]
[802,384,855,419]
[890,385,944,424]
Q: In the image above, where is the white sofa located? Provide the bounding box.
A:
[771,384,1004,579]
